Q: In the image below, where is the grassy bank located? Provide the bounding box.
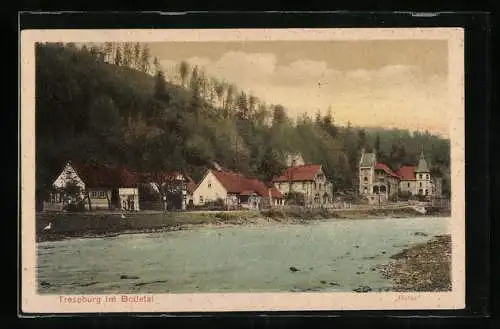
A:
[378,234,452,292]
[36,207,448,242]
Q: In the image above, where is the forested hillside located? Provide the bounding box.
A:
[35,42,451,202]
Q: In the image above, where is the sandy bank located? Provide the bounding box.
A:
[378,234,452,292]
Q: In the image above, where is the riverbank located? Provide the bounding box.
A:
[378,234,452,292]
[35,207,450,242]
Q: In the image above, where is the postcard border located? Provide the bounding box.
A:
[20,26,466,314]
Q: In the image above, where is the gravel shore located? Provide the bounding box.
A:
[378,234,452,292]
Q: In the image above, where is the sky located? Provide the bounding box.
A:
[147,40,450,137]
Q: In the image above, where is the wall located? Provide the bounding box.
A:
[399,180,417,194]
[192,171,228,205]
[359,167,374,195]
[118,187,140,211]
[415,175,433,196]
[84,188,112,210]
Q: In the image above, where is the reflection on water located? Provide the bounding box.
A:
[37,217,449,294]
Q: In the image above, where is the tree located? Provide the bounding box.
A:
[314,110,321,126]
[214,79,226,108]
[236,91,248,119]
[258,145,285,182]
[225,84,236,116]
[140,45,151,73]
[133,42,142,69]
[154,70,170,103]
[122,42,132,67]
[189,66,200,92]
[114,45,123,66]
[357,129,367,151]
[272,105,287,125]
[104,42,113,62]
[153,56,160,74]
[179,61,190,88]
[374,133,381,153]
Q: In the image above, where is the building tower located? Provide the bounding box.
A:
[415,151,431,197]
[358,148,376,196]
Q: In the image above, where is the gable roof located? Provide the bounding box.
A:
[396,165,417,181]
[71,163,139,188]
[272,164,322,182]
[374,162,400,179]
[359,152,376,167]
[210,169,283,199]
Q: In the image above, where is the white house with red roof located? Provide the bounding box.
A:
[191,168,284,209]
[359,149,442,204]
[272,159,333,207]
[395,152,442,197]
[48,161,140,211]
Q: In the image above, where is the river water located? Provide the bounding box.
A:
[37,217,449,294]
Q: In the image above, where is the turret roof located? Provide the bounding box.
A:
[415,151,430,173]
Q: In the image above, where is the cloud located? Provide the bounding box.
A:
[157,51,448,136]
[185,56,212,69]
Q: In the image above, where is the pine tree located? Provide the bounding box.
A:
[114,45,123,66]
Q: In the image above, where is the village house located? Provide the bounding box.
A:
[358,149,442,204]
[47,161,140,211]
[272,154,334,207]
[192,167,283,210]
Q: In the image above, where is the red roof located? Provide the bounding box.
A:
[374,162,400,179]
[268,187,283,198]
[211,170,283,199]
[71,163,139,188]
[272,165,322,182]
[396,165,417,180]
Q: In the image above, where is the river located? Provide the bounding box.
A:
[37,216,450,294]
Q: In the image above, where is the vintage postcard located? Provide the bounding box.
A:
[20,27,465,313]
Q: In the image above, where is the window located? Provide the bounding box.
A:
[208,182,212,188]
[302,182,306,189]
[99,191,105,198]
[199,195,204,204]
[425,189,428,195]
[407,183,410,188]
[426,174,429,179]
[364,177,368,182]
[419,174,422,179]
[419,182,422,187]
[91,191,97,198]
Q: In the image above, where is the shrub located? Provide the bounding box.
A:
[261,209,285,219]
[284,192,305,206]
[398,191,413,201]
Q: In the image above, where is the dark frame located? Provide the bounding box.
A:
[17,10,492,326]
